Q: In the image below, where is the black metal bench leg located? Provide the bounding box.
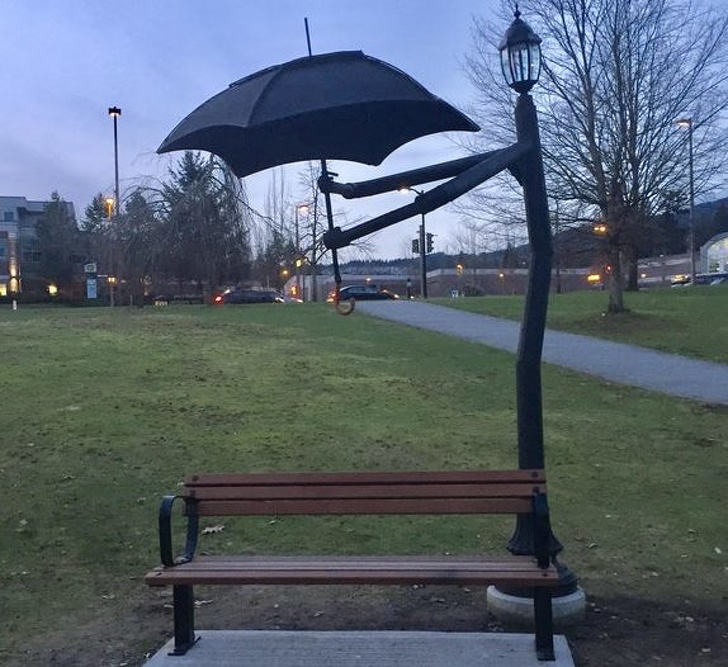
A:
[533,588,555,661]
[170,585,198,656]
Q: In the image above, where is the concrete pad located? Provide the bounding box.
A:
[144,630,575,666]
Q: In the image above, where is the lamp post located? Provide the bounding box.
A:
[108,106,121,307]
[294,203,309,301]
[108,107,121,211]
[676,117,696,283]
[498,7,577,596]
[399,186,428,298]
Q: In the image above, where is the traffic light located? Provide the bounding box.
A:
[426,232,434,253]
[412,238,420,254]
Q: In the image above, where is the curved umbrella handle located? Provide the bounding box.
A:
[332,285,356,316]
[335,299,356,316]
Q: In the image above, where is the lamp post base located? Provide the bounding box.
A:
[487,585,586,629]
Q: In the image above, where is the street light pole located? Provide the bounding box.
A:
[498,7,577,597]
[419,212,427,299]
[676,117,696,282]
[294,203,309,301]
[400,186,428,298]
[108,107,121,211]
[108,106,121,307]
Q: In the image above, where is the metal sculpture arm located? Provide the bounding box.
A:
[319,152,495,200]
[321,141,531,251]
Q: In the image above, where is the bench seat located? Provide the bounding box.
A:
[146,554,558,587]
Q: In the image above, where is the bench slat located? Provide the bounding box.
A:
[193,497,533,516]
[186,469,545,487]
[146,555,558,587]
[187,482,544,502]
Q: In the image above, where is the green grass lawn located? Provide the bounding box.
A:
[1,302,726,662]
[435,285,728,363]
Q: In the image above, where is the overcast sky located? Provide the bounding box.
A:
[2,1,512,259]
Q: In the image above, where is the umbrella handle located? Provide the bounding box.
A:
[333,285,356,316]
[320,160,354,316]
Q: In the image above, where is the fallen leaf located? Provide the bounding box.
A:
[201,524,225,535]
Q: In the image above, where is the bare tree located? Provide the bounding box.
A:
[116,190,162,304]
[466,0,728,312]
[294,162,371,300]
[250,169,295,289]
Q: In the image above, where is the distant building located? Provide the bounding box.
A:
[701,232,728,273]
[0,195,76,295]
[285,252,706,300]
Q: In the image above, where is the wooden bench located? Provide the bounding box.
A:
[144,469,559,661]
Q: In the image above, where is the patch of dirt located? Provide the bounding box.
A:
[6,586,728,666]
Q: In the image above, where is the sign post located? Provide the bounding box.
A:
[84,263,98,300]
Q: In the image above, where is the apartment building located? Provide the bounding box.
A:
[0,195,76,295]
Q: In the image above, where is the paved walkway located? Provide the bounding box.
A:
[357,300,728,406]
[145,630,574,666]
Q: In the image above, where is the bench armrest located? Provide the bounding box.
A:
[159,494,199,567]
[533,491,552,569]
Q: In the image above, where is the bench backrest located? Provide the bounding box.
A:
[181,469,546,517]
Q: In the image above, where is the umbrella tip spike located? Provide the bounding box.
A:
[304,17,313,57]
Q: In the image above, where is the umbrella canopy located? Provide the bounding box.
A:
[158,50,479,177]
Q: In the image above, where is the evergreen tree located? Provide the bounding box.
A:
[35,192,81,291]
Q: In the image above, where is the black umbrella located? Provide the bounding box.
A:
[157,50,479,177]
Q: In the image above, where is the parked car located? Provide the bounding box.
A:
[213,289,284,304]
[326,285,399,302]
[670,272,728,288]
[152,294,205,306]
[670,275,691,288]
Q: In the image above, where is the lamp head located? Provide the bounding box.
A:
[108,106,121,118]
[498,5,542,94]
